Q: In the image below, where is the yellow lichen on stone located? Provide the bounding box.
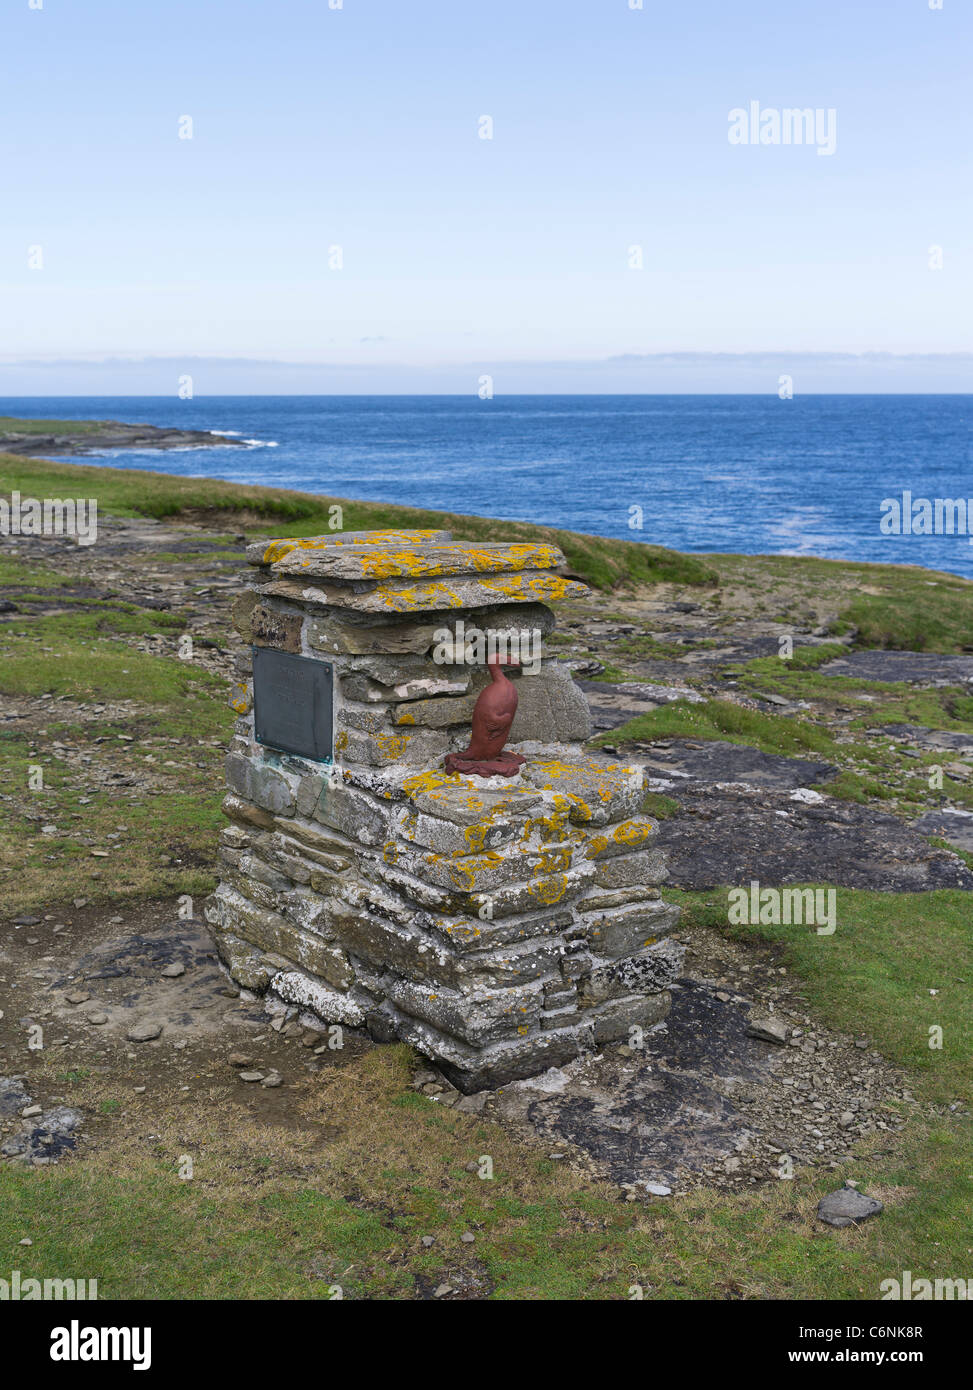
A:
[402,769,461,797]
[228,682,252,714]
[353,541,562,581]
[537,846,572,873]
[430,850,504,892]
[261,529,446,564]
[370,571,584,613]
[585,820,654,859]
[463,820,495,854]
[375,732,411,759]
[527,873,569,905]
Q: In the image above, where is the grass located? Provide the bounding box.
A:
[0,416,113,437]
[0,720,224,909]
[0,610,228,718]
[0,553,62,587]
[0,587,234,908]
[842,578,973,653]
[709,552,973,655]
[0,452,716,592]
[595,697,841,759]
[725,645,973,733]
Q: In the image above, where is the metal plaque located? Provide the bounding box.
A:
[252,647,333,761]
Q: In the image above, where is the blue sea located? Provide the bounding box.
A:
[3,395,972,580]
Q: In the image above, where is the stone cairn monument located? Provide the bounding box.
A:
[206,528,683,1091]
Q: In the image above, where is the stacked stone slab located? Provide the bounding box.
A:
[206,528,684,1091]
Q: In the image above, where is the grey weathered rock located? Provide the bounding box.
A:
[746,1015,789,1044]
[817,1187,884,1227]
[0,1077,32,1117]
[126,1021,163,1043]
[1,1106,82,1163]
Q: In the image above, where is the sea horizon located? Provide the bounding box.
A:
[3,393,972,581]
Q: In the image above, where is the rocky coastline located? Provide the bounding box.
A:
[0,419,247,457]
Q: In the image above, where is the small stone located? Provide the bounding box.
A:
[453,1092,488,1115]
[817,1188,883,1228]
[126,1022,162,1043]
[228,1052,253,1068]
[18,1238,32,1246]
[238,1071,264,1083]
[433,1283,452,1298]
[461,1231,475,1243]
[421,1236,436,1248]
[133,1086,146,1094]
[261,1072,282,1088]
[21,1105,42,1118]
[838,1111,855,1127]
[86,1012,109,1025]
[161,963,185,978]
[642,1182,672,1196]
[65,991,90,1005]
[746,1015,789,1044]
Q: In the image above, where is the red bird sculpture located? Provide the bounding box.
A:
[444,657,526,778]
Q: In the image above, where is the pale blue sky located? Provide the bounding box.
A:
[1,0,970,392]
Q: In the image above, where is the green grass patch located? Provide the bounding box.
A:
[596,698,840,759]
[0,453,716,592]
[0,416,112,437]
[841,576,973,653]
[0,617,230,730]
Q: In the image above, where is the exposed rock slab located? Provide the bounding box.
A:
[651,783,973,891]
[821,652,973,684]
[912,808,973,854]
[876,723,973,755]
[632,738,836,791]
[489,970,907,1191]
